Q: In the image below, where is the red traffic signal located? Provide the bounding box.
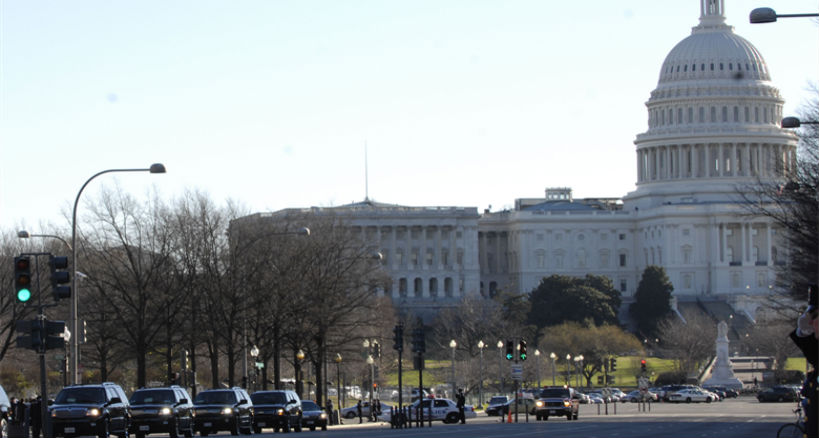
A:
[640,359,647,371]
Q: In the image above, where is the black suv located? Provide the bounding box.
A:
[534,387,579,421]
[129,386,194,438]
[249,390,302,433]
[192,388,253,436]
[50,382,131,438]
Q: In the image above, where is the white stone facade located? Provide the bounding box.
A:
[241,0,798,321]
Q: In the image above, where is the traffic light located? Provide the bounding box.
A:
[640,359,647,372]
[15,319,43,350]
[610,357,617,372]
[411,328,425,354]
[519,340,527,361]
[505,340,514,360]
[373,341,381,358]
[44,320,67,350]
[49,255,71,300]
[393,324,404,352]
[14,256,32,303]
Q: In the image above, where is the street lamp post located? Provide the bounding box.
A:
[249,345,260,391]
[366,355,375,421]
[565,354,572,386]
[449,339,457,397]
[549,352,556,386]
[70,163,166,385]
[534,350,541,388]
[497,340,504,393]
[296,349,306,398]
[477,340,485,407]
[334,353,342,424]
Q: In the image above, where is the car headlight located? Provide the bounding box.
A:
[159,407,172,416]
[221,407,233,415]
[86,408,101,417]
[535,401,543,408]
[276,409,285,416]
[319,413,327,420]
[563,400,571,407]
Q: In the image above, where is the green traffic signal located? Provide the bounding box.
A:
[16,288,31,303]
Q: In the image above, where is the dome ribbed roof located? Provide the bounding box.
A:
[659,28,769,83]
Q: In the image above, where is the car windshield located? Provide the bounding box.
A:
[130,390,175,405]
[194,391,236,405]
[488,397,506,404]
[301,401,319,411]
[540,389,570,398]
[55,387,106,404]
[250,392,287,404]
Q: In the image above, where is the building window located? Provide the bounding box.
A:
[682,245,692,264]
[444,278,453,298]
[411,249,419,268]
[683,273,693,289]
[457,249,464,266]
[396,249,404,267]
[619,233,626,241]
[413,278,423,297]
[399,278,408,297]
[441,249,449,267]
[619,279,627,293]
[536,250,546,269]
[619,253,627,267]
[429,278,438,297]
[425,249,434,267]
[600,250,610,268]
[554,252,564,268]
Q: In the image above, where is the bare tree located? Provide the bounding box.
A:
[657,311,717,374]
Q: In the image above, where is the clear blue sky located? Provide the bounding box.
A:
[1,0,817,231]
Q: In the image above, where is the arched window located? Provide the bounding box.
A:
[429,278,438,297]
[414,278,423,297]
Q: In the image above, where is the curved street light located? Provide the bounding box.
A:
[70,163,166,385]
[497,340,505,393]
[749,7,818,23]
[449,339,457,397]
[477,340,485,406]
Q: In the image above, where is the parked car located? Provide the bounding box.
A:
[339,400,391,420]
[0,384,9,438]
[249,390,301,433]
[623,390,658,402]
[299,400,327,431]
[50,382,131,438]
[484,396,509,415]
[489,398,536,416]
[409,398,476,424]
[534,387,579,421]
[667,388,716,403]
[757,386,801,403]
[129,386,195,438]
[573,392,591,404]
[192,388,254,436]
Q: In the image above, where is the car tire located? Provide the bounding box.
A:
[309,427,315,432]
[544,416,549,421]
[566,414,571,421]
[282,418,290,433]
[321,424,327,431]
[445,413,458,424]
[98,418,111,438]
[201,431,209,437]
[706,397,712,403]
[685,398,691,403]
[230,418,240,436]
[344,412,355,419]
[573,412,579,420]
[136,433,145,438]
[253,427,261,434]
[169,418,179,438]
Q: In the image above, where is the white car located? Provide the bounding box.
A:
[340,400,393,419]
[623,390,658,402]
[406,398,477,424]
[667,388,716,403]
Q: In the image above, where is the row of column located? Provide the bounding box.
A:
[637,142,794,182]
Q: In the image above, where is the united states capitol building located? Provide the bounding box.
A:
[239,0,797,323]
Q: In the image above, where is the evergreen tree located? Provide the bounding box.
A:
[527,274,621,329]
[630,265,674,337]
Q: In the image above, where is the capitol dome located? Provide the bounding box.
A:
[627,0,798,208]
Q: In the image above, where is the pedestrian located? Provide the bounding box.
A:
[356,399,362,424]
[789,284,817,438]
[326,399,334,425]
[374,398,381,421]
[456,388,466,424]
[30,396,41,438]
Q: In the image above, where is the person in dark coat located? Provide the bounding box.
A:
[29,396,41,438]
[789,284,818,438]
[456,389,466,424]
[356,399,363,424]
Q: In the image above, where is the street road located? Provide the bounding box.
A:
[252,396,795,438]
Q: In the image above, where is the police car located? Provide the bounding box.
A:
[404,398,476,424]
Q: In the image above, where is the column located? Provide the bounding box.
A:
[719,223,725,263]
[692,144,699,177]
[705,143,711,177]
[765,223,772,265]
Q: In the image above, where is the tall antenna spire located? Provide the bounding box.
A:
[364,141,369,202]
